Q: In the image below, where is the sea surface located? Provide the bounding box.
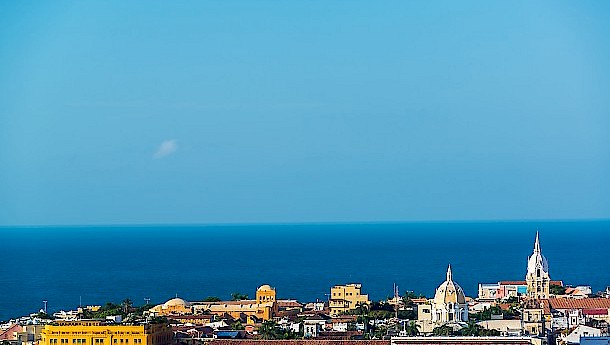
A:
[1,220,609,322]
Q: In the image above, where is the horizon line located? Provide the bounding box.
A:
[1,217,609,229]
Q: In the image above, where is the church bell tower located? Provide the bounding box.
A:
[526,231,550,299]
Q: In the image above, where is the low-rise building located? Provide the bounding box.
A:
[478,281,563,301]
[40,321,172,345]
[166,315,215,325]
[151,285,278,323]
[560,325,603,345]
[303,315,328,338]
[547,298,610,328]
[149,298,192,316]
[329,284,369,316]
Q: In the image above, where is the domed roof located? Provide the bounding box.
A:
[434,265,466,305]
[257,284,274,291]
[527,232,549,274]
[163,297,190,308]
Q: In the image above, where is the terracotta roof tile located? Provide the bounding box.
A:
[548,298,610,310]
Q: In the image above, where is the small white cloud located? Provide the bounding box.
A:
[153,139,178,159]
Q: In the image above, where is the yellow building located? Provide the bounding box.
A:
[191,284,278,323]
[329,283,370,316]
[192,301,275,323]
[255,284,276,304]
[40,321,172,345]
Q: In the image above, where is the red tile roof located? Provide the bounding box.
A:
[277,301,303,308]
[499,280,563,286]
[583,309,609,316]
[499,281,527,285]
[548,298,610,310]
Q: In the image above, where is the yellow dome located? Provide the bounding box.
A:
[163,297,190,308]
[433,265,466,305]
[257,284,274,291]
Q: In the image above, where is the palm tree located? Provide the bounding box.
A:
[355,302,370,335]
[122,298,133,314]
[404,321,420,336]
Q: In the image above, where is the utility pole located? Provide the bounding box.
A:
[43,300,48,314]
[144,298,150,305]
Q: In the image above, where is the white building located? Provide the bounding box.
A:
[561,325,603,344]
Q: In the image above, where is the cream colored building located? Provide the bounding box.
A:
[329,283,370,316]
[526,232,550,299]
[148,298,192,316]
[430,265,468,323]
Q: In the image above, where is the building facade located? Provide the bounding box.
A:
[40,321,172,345]
[329,284,370,316]
[148,298,192,316]
[191,285,278,322]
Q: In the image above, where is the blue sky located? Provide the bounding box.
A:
[1,1,609,226]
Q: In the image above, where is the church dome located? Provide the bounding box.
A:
[163,297,190,308]
[434,265,466,305]
[257,284,274,291]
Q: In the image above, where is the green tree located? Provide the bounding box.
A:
[231,321,245,330]
[122,299,133,314]
[404,321,420,336]
[203,296,221,302]
[432,325,455,336]
[354,302,370,335]
[481,328,501,336]
[35,312,54,320]
[231,292,249,301]
[258,320,281,340]
[372,325,388,339]
[460,322,483,336]
[550,285,566,295]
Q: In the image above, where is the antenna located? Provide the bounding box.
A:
[43,300,48,314]
[394,283,399,319]
[80,296,82,308]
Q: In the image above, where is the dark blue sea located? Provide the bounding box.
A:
[1,221,609,322]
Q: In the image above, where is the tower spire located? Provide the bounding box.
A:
[534,231,541,253]
[446,264,452,281]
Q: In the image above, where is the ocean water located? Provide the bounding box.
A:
[1,220,609,321]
